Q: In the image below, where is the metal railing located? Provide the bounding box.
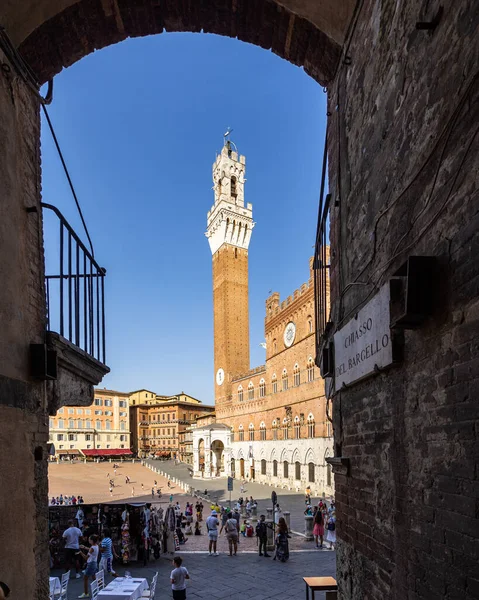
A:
[42,203,106,364]
[313,134,331,358]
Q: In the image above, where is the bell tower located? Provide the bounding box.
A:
[206,138,254,410]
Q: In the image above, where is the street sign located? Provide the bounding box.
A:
[227,476,234,492]
[271,490,277,505]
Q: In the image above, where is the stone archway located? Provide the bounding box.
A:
[0,3,355,596]
[198,438,205,473]
[1,2,476,600]
[2,1,357,88]
[211,439,224,477]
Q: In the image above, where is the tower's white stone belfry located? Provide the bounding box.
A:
[206,140,254,255]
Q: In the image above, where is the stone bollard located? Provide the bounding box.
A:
[304,515,314,541]
[251,505,257,517]
[266,507,273,521]
[266,519,275,552]
[283,511,291,530]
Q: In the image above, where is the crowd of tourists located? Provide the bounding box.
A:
[50,494,85,506]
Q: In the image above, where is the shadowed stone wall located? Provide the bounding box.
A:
[326,1,479,598]
[0,59,49,599]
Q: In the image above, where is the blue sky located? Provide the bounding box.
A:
[40,33,327,405]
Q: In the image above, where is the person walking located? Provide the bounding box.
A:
[170,556,190,600]
[62,520,82,578]
[313,507,324,549]
[205,510,220,556]
[77,534,99,598]
[274,517,290,563]
[99,528,119,576]
[255,515,270,557]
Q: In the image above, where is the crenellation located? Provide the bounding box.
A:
[232,365,267,383]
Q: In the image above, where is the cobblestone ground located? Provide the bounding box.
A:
[144,459,333,535]
[50,462,336,597]
[52,548,336,600]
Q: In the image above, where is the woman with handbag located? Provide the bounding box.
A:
[326,511,336,550]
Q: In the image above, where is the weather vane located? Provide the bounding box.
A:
[223,127,233,144]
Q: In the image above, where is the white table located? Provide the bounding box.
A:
[49,577,61,596]
[98,577,148,600]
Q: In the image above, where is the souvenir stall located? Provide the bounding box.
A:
[48,502,168,566]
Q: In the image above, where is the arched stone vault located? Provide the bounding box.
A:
[0,0,358,86]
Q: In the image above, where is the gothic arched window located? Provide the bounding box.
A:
[307,414,315,438]
[248,382,254,401]
[307,357,315,382]
[282,369,288,391]
[259,379,266,398]
[238,385,243,402]
[293,363,300,387]
[294,416,301,439]
[272,419,278,441]
[260,422,266,441]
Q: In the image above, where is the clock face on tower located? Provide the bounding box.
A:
[216,368,225,386]
[283,321,296,348]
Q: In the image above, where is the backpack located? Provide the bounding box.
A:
[226,519,237,533]
[256,522,267,538]
[327,521,336,531]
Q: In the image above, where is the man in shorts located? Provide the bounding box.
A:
[62,519,82,578]
[205,510,219,556]
[100,528,119,576]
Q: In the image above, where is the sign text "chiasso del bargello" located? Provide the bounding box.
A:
[334,285,393,388]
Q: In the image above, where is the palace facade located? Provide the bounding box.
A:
[193,140,333,496]
[48,388,130,458]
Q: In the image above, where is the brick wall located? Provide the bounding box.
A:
[326,1,479,598]
[0,62,50,599]
[213,245,251,404]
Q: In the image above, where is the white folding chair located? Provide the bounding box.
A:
[55,571,70,600]
[95,569,105,590]
[141,572,158,598]
[90,579,99,600]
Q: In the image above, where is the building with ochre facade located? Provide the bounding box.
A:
[48,388,130,458]
[193,139,333,496]
[129,390,215,459]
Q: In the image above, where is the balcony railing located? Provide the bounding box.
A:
[313,135,331,364]
[42,203,106,364]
